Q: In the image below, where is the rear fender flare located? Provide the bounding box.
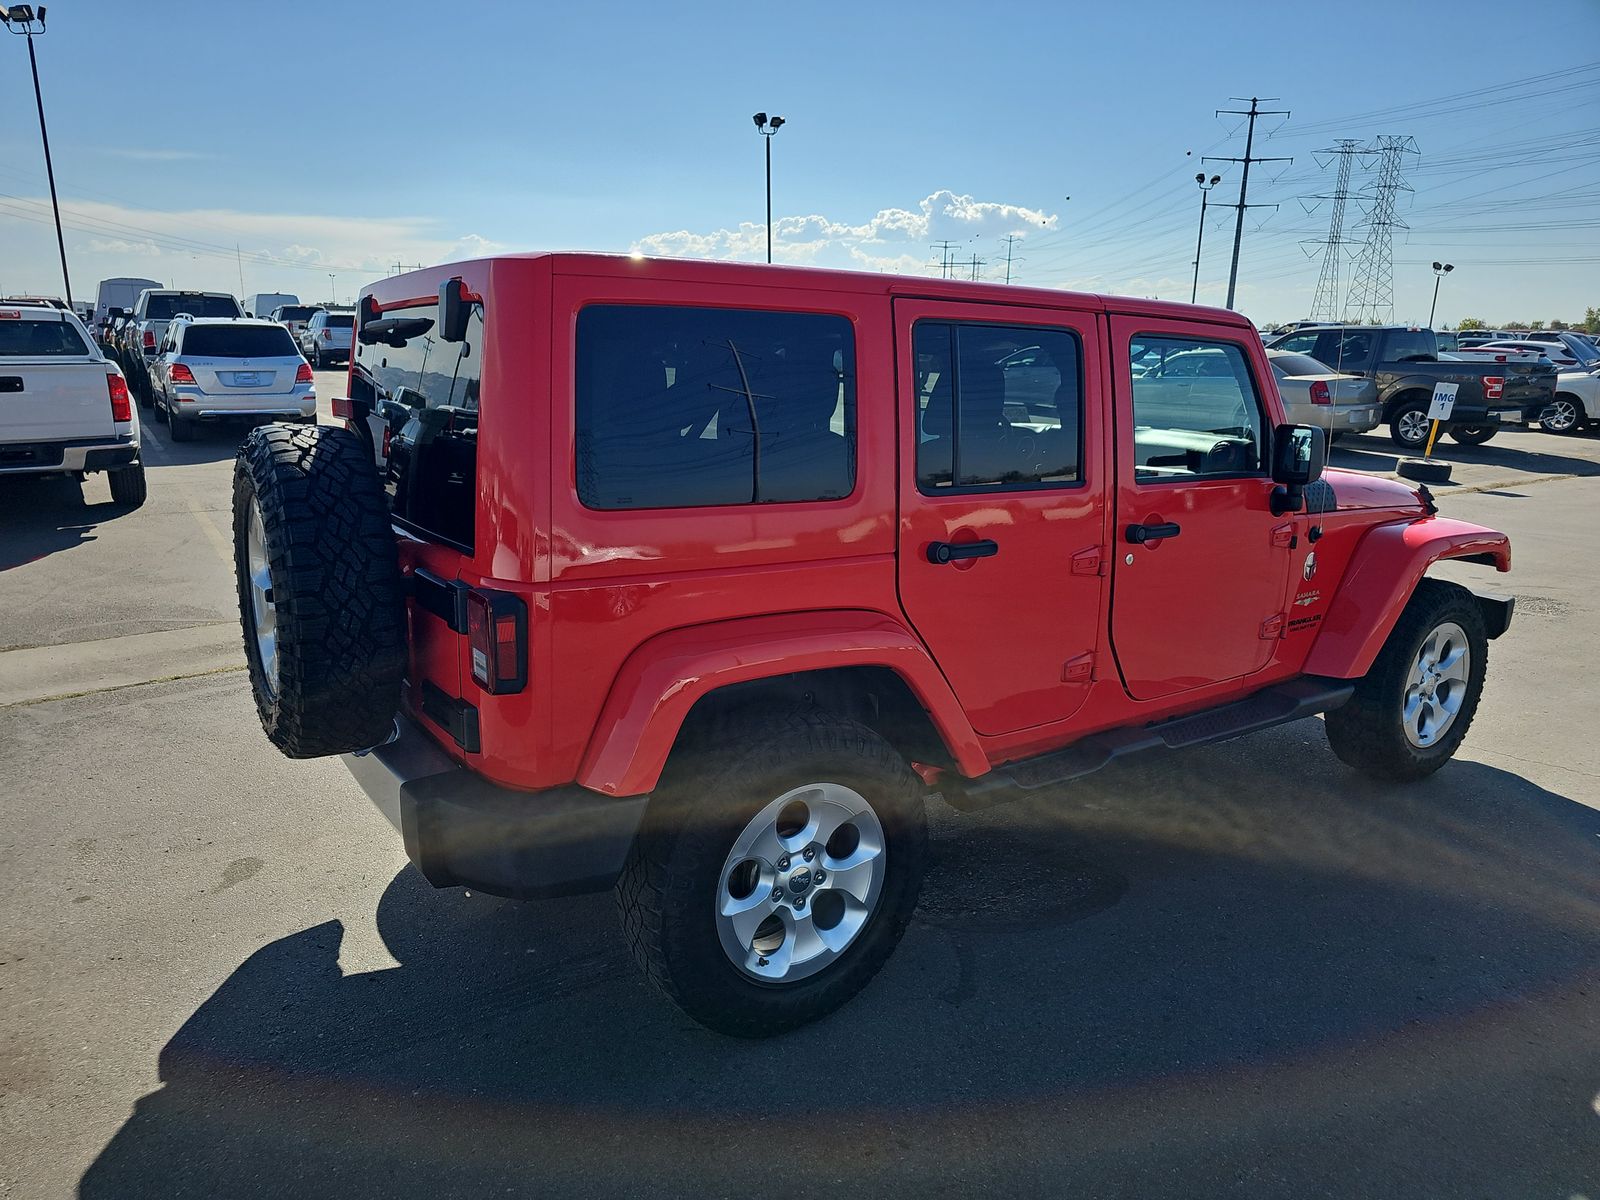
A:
[576,610,988,797]
[1303,517,1511,679]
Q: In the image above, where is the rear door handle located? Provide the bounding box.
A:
[927,539,999,564]
[1126,522,1181,544]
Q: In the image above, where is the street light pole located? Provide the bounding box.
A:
[1191,173,1221,304]
[2,6,71,306]
[328,273,336,306]
[752,112,785,264]
[1428,261,1454,327]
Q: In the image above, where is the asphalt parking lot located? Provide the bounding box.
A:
[1,383,1597,1198]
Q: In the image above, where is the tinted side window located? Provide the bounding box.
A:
[1129,335,1265,480]
[914,321,1081,492]
[354,302,481,549]
[575,304,856,510]
[1270,331,1319,355]
[1385,329,1437,361]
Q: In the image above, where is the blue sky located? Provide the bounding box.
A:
[1,0,1596,325]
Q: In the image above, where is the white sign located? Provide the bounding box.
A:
[1427,382,1459,421]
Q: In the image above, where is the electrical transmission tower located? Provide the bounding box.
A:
[999,235,1023,283]
[1343,135,1418,324]
[1305,139,1363,322]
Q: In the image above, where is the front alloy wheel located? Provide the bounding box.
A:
[1402,621,1470,748]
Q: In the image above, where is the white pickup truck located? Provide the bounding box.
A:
[0,304,146,507]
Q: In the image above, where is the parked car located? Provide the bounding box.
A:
[1539,369,1599,434]
[1265,349,1381,437]
[1475,339,1591,370]
[298,309,355,367]
[230,254,1515,1036]
[1265,325,1555,448]
[243,292,299,320]
[270,303,321,343]
[0,302,145,506]
[124,289,245,404]
[149,317,315,443]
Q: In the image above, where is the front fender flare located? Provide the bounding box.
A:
[576,610,989,797]
[1303,516,1510,679]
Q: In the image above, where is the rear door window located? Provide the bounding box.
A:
[355,302,482,550]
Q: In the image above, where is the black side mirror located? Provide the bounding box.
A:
[1270,423,1327,515]
[108,307,124,318]
[438,277,471,343]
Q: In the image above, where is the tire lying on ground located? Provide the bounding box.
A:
[1396,456,1452,484]
[232,422,405,758]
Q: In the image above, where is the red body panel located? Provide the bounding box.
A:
[1303,517,1511,678]
[350,253,1510,800]
[577,611,988,796]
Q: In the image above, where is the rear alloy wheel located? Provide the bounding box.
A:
[1540,396,1584,434]
[1325,579,1488,782]
[107,461,147,508]
[232,423,405,758]
[1389,399,1432,449]
[1449,424,1497,446]
[618,709,927,1037]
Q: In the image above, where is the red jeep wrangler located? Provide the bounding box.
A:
[232,254,1513,1036]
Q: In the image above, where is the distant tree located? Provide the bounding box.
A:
[1529,319,1545,330]
[1457,316,1486,330]
[1549,319,1568,331]
[1586,306,1600,335]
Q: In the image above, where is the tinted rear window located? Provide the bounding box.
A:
[145,294,242,320]
[181,325,298,358]
[322,313,354,328]
[0,319,90,356]
[278,306,318,321]
[1269,352,1333,377]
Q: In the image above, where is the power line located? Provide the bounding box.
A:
[1344,135,1419,324]
[1204,96,1292,309]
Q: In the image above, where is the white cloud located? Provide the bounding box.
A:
[633,190,1059,275]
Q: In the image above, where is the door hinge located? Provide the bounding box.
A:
[1070,545,1106,576]
[1271,522,1298,549]
[1062,651,1095,683]
[1259,613,1286,640]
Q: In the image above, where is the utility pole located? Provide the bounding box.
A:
[999,235,1023,283]
[930,240,958,279]
[966,256,986,282]
[1205,97,1291,310]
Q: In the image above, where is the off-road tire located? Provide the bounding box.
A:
[1449,424,1497,446]
[232,422,405,758]
[1324,578,1488,782]
[107,461,146,508]
[617,707,927,1037]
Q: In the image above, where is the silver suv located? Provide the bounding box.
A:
[150,317,315,443]
[298,309,355,368]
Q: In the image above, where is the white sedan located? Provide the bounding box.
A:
[1541,368,1598,434]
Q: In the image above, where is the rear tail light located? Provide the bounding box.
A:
[1484,376,1504,400]
[466,589,527,694]
[1309,380,1331,405]
[142,330,155,349]
[169,363,196,384]
[321,329,332,341]
[295,361,314,383]
[107,373,131,422]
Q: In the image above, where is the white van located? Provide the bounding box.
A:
[243,292,299,319]
[93,277,162,329]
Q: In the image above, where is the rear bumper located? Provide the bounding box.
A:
[0,435,139,475]
[341,714,648,900]
[169,389,316,420]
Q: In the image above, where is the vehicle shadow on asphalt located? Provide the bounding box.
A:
[80,737,1600,1199]
[0,475,126,574]
[1332,430,1600,481]
[136,408,265,467]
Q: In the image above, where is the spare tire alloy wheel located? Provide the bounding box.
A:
[232,423,405,758]
[1540,397,1582,433]
[716,783,886,983]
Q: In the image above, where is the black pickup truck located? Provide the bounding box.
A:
[1264,325,1556,449]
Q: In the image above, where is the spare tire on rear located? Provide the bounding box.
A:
[233,423,405,758]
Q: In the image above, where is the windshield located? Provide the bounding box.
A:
[181,325,298,358]
[145,294,242,320]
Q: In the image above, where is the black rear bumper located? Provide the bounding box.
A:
[341,715,648,900]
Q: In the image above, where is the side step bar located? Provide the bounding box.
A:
[947,677,1354,808]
